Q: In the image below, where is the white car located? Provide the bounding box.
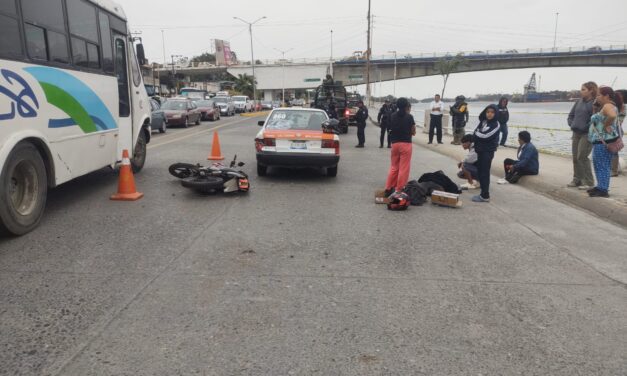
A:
[255,108,340,177]
[233,96,253,113]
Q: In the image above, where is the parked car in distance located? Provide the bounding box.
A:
[255,108,339,177]
[586,46,602,53]
[261,101,274,110]
[272,101,281,109]
[195,99,221,121]
[292,99,305,107]
[233,95,253,113]
[161,98,201,128]
[214,96,236,116]
[150,98,167,133]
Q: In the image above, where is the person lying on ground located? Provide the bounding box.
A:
[457,134,480,190]
[498,131,539,184]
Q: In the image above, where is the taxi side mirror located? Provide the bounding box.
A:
[258,121,265,126]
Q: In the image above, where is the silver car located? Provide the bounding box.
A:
[214,96,236,116]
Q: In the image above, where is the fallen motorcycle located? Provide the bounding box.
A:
[169,155,250,194]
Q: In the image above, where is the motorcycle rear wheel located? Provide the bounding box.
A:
[181,176,225,193]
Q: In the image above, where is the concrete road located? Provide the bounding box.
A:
[1,116,626,376]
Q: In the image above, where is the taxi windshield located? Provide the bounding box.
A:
[266,110,328,131]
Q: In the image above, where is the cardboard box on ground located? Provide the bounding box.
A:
[431,190,462,208]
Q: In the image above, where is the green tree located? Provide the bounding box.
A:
[434,53,467,98]
[234,74,256,98]
[191,52,216,64]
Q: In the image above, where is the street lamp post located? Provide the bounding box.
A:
[387,50,397,98]
[553,12,559,51]
[171,54,182,94]
[234,16,266,101]
[330,29,333,77]
[275,48,294,106]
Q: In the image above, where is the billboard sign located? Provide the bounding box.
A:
[215,39,234,66]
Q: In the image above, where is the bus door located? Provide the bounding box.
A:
[113,33,133,157]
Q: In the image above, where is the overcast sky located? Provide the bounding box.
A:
[120,0,627,98]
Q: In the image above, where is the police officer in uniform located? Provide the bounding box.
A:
[355,100,368,147]
[377,99,394,148]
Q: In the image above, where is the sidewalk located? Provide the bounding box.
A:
[410,125,627,227]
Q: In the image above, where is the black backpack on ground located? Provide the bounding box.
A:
[417,171,462,194]
[403,181,428,206]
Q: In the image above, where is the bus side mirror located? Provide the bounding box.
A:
[258,121,264,126]
[136,44,147,66]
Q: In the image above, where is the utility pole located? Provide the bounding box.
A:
[553,12,559,51]
[388,50,397,98]
[365,0,372,106]
[275,47,293,106]
[330,29,334,76]
[161,30,166,67]
[234,16,266,101]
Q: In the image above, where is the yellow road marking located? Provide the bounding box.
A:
[148,117,253,150]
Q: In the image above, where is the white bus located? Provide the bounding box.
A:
[0,0,152,235]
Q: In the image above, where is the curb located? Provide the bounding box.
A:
[406,128,627,228]
[240,111,270,118]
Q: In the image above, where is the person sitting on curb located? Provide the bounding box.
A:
[457,134,480,190]
[498,131,539,184]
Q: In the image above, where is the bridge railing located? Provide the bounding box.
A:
[154,45,627,70]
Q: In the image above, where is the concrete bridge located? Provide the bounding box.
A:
[157,45,627,98]
[333,45,627,85]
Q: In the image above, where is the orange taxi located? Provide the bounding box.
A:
[255,108,340,177]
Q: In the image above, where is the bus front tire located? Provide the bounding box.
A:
[0,143,48,236]
[131,130,147,173]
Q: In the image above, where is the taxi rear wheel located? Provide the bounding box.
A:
[257,164,267,176]
[327,166,338,177]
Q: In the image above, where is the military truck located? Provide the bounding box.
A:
[312,82,349,134]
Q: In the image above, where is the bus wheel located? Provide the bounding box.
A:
[0,143,48,236]
[131,130,147,173]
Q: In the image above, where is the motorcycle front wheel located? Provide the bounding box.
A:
[169,163,201,179]
[181,176,225,194]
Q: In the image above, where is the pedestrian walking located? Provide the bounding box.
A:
[471,104,501,202]
[428,94,444,144]
[384,98,416,196]
[450,95,469,145]
[377,99,394,148]
[567,82,597,189]
[355,100,368,148]
[497,97,509,146]
[610,89,626,176]
[588,86,623,198]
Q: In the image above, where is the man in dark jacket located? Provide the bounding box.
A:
[499,131,539,184]
[472,104,501,202]
[497,97,509,146]
[355,100,368,147]
[377,100,394,148]
[450,95,469,145]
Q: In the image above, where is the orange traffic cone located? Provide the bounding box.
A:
[110,149,144,201]
[207,131,225,160]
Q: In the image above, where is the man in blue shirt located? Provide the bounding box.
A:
[499,131,539,184]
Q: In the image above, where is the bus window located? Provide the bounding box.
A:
[0,0,17,14]
[21,0,65,31]
[66,0,99,43]
[99,13,114,73]
[114,36,130,117]
[0,14,22,57]
[48,30,69,64]
[130,43,142,87]
[71,37,88,67]
[87,42,100,69]
[24,24,47,60]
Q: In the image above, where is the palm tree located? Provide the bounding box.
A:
[233,74,256,98]
[434,53,467,98]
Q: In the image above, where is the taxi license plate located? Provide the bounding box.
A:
[290,141,307,150]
